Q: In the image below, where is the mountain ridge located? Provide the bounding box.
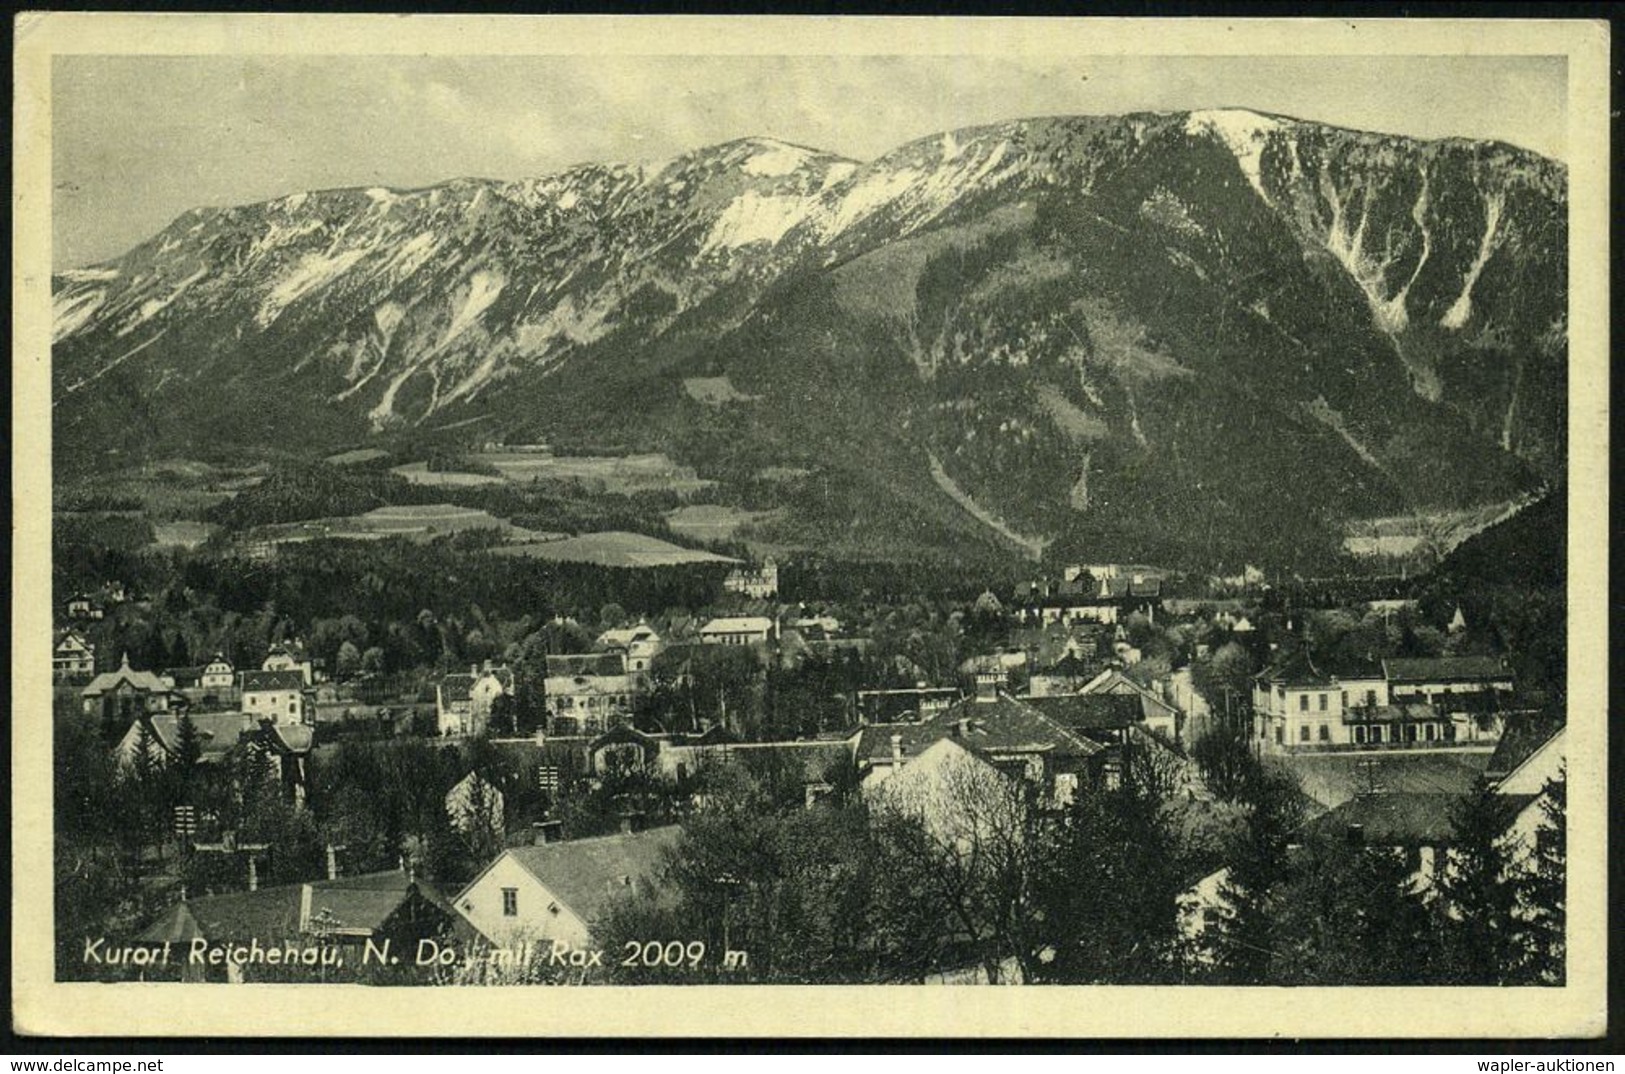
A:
[52,108,1567,569]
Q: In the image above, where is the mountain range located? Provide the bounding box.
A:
[52,109,1567,569]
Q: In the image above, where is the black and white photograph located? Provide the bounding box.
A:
[12,13,1610,1039]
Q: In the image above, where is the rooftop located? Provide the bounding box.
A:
[494,826,682,925]
[240,669,308,693]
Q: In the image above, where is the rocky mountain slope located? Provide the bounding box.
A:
[53,110,1566,568]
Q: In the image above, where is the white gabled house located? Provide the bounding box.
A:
[453,826,681,949]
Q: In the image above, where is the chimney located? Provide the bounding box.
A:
[533,819,564,844]
[325,843,338,881]
[890,733,904,764]
[247,855,259,892]
[953,718,970,739]
[299,884,314,932]
[974,671,1000,702]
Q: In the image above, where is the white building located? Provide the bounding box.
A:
[699,616,775,647]
[239,669,309,726]
[723,558,778,599]
[596,623,665,674]
[200,654,235,692]
[454,827,681,949]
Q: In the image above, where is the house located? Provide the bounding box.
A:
[240,669,309,726]
[723,558,779,599]
[134,871,462,983]
[65,593,104,621]
[1487,721,1565,796]
[1382,656,1514,717]
[1079,667,1181,741]
[865,736,1027,845]
[445,772,506,841]
[53,631,96,682]
[1015,571,1164,626]
[1027,652,1101,698]
[81,653,179,721]
[453,826,681,949]
[200,654,236,692]
[1297,792,1467,892]
[596,623,665,674]
[114,711,254,769]
[698,616,775,647]
[856,672,1103,806]
[855,686,960,725]
[435,664,515,737]
[262,643,315,685]
[251,721,316,805]
[543,653,640,736]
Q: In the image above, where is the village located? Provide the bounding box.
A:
[50,533,1567,988]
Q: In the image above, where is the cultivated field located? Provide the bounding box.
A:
[493,530,739,568]
[664,504,782,542]
[252,504,543,546]
[393,451,714,495]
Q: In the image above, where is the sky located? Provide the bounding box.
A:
[52,52,1566,269]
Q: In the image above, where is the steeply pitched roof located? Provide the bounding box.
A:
[142,712,254,762]
[1253,649,1334,687]
[1026,694,1143,733]
[1298,792,1465,847]
[496,826,682,927]
[1485,717,1565,785]
[858,694,1103,766]
[545,652,626,677]
[240,669,307,693]
[82,655,169,696]
[700,616,774,634]
[135,872,448,945]
[1080,668,1180,718]
[1382,656,1511,684]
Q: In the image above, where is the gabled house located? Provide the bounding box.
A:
[53,631,96,682]
[239,669,309,726]
[1487,721,1565,796]
[435,664,514,737]
[855,686,961,725]
[596,623,665,674]
[723,558,779,599]
[114,711,254,770]
[200,654,236,692]
[82,653,179,721]
[65,593,104,621]
[453,826,681,949]
[134,871,462,983]
[543,652,639,736]
[262,643,316,685]
[856,673,1103,806]
[1079,667,1181,741]
[698,616,775,647]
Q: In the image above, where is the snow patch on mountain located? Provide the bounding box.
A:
[820,161,858,191]
[1442,189,1506,330]
[822,168,924,238]
[257,248,370,328]
[57,267,121,283]
[742,141,819,178]
[115,268,206,336]
[700,191,817,253]
[442,270,506,347]
[1186,109,1284,198]
[53,289,106,342]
